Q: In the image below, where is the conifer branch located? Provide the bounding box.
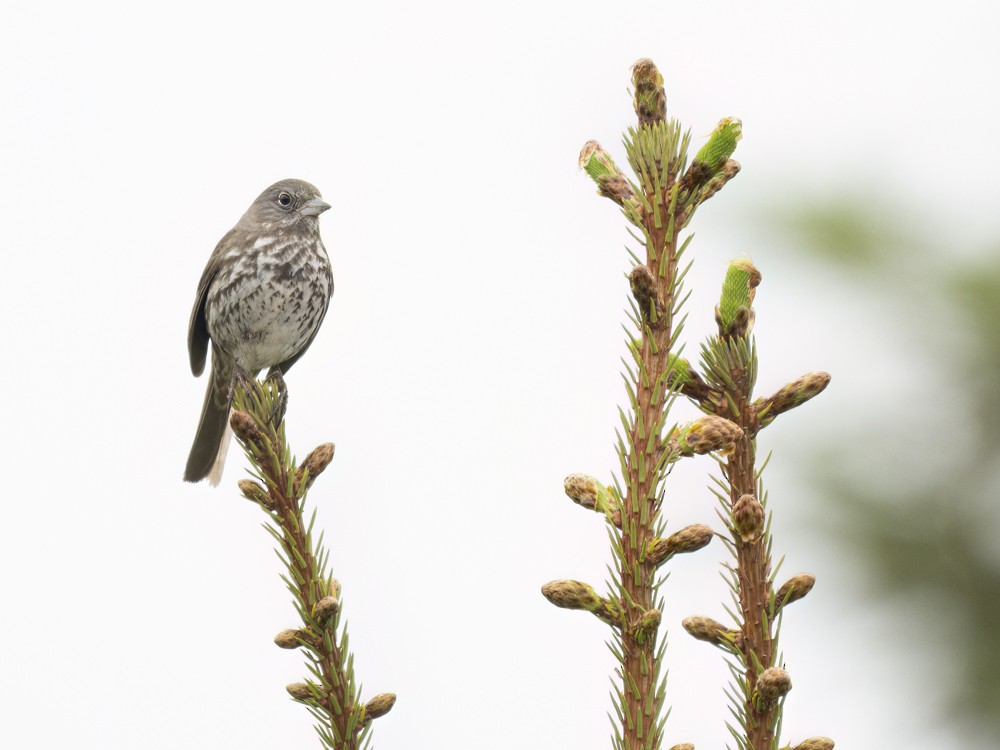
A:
[229,378,394,750]
[547,58,745,750]
[683,260,831,749]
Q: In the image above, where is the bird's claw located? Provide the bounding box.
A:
[265,368,288,426]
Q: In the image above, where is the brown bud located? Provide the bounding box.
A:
[756,667,792,702]
[775,574,816,612]
[756,372,832,428]
[698,158,741,204]
[363,692,397,721]
[238,479,275,510]
[732,494,765,543]
[666,524,714,554]
[668,415,743,457]
[541,580,601,611]
[274,629,306,649]
[230,410,262,444]
[792,738,835,750]
[629,264,665,326]
[286,682,316,701]
[682,616,736,648]
[563,474,612,513]
[314,596,340,626]
[299,442,335,490]
[631,57,666,128]
[541,580,622,626]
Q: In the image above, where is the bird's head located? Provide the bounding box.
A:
[245,179,331,228]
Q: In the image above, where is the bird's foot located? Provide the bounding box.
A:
[228,365,256,404]
[264,368,288,426]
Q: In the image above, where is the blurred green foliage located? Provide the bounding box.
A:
[774,198,1000,737]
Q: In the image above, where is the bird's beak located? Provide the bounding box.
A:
[300,198,332,217]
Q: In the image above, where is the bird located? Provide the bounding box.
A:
[185,179,333,485]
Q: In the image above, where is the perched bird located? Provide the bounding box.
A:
[185,179,333,485]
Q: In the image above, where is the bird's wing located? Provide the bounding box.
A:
[188,230,235,377]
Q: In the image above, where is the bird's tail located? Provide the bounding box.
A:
[185,356,233,485]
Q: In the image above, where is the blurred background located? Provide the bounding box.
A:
[2,1,998,748]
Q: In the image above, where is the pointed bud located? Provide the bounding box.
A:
[666,523,714,554]
[579,140,639,209]
[299,443,335,490]
[630,264,666,326]
[239,479,275,510]
[756,667,792,702]
[732,494,765,543]
[542,579,601,610]
[631,58,666,128]
[775,574,816,611]
[274,629,307,649]
[648,524,714,565]
[682,616,738,648]
[697,158,741,204]
[363,692,397,721]
[564,474,610,513]
[230,410,262,444]
[756,372,832,428]
[695,118,742,173]
[314,596,340,626]
[563,475,621,527]
[717,259,761,336]
[541,580,622,626]
[667,416,743,457]
[792,738,835,750]
[286,682,316,702]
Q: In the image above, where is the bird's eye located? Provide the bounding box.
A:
[277,192,293,209]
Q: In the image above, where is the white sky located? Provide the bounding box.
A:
[2,1,998,748]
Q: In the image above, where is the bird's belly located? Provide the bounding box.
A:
[207,273,329,373]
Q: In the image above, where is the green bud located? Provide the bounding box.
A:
[669,745,695,750]
[695,117,742,173]
[666,354,691,386]
[717,258,761,335]
[579,140,638,208]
